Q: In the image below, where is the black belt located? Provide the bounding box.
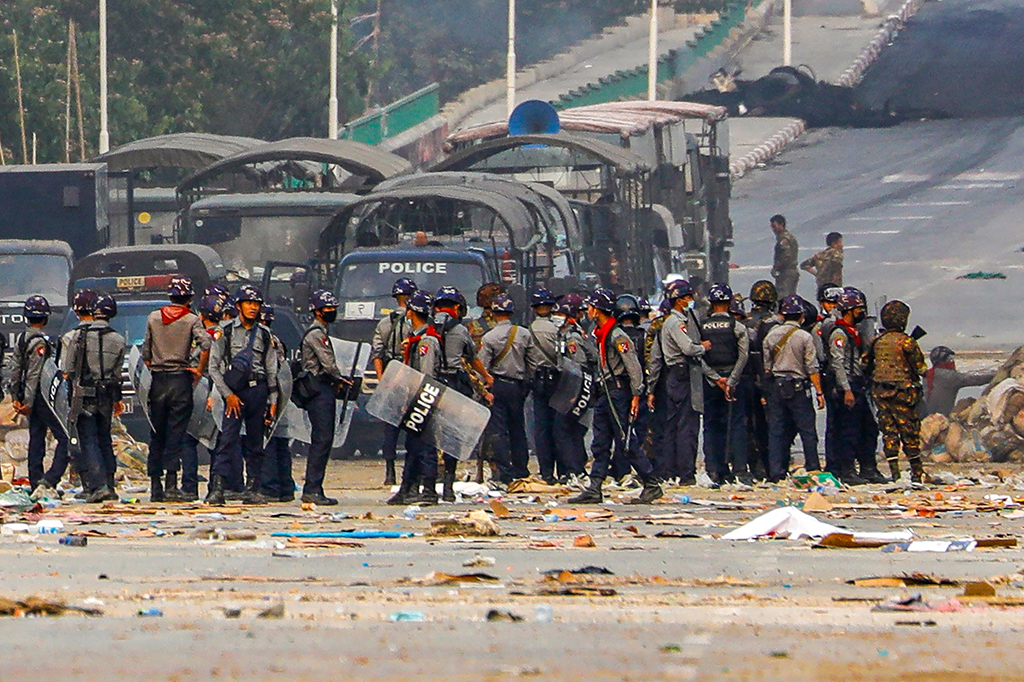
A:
[493,374,523,384]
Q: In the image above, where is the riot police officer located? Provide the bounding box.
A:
[763,295,825,482]
[828,288,884,484]
[173,293,225,502]
[258,305,296,502]
[647,279,709,486]
[700,284,750,486]
[815,285,843,473]
[297,290,347,506]
[613,294,650,486]
[432,286,493,501]
[207,285,278,505]
[526,288,562,485]
[551,298,591,480]
[569,289,661,504]
[478,294,532,487]
[746,280,780,479]
[388,290,443,505]
[9,295,69,499]
[372,277,416,486]
[61,290,126,503]
[142,277,210,502]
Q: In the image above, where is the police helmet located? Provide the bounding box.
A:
[662,273,687,289]
[749,280,778,306]
[837,288,867,312]
[392,277,417,298]
[779,295,804,317]
[614,294,642,322]
[235,285,264,304]
[930,345,955,364]
[435,285,465,308]
[406,290,434,316]
[664,279,694,301]
[73,289,99,315]
[587,288,616,314]
[557,292,584,319]
[530,287,557,308]
[23,295,50,319]
[198,295,225,321]
[490,293,515,315]
[880,299,910,332]
[707,283,733,303]
[259,305,276,325]
[95,293,118,320]
[816,283,841,303]
[205,284,230,299]
[799,297,818,331]
[167,276,194,299]
[728,297,746,319]
[309,289,338,311]
[637,296,653,316]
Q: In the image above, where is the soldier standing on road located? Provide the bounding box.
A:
[865,300,928,483]
[387,290,443,506]
[207,285,278,506]
[827,288,885,485]
[478,294,532,488]
[801,232,845,289]
[61,291,126,503]
[297,290,347,506]
[647,280,708,485]
[569,289,662,505]
[258,305,296,503]
[770,215,800,298]
[433,286,493,501]
[526,288,563,485]
[466,283,506,349]
[372,277,416,486]
[922,346,996,417]
[762,295,825,482]
[9,296,69,499]
[143,277,210,502]
[699,284,750,486]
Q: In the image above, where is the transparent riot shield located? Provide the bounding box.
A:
[366,361,490,461]
[186,377,218,450]
[40,358,71,439]
[263,360,293,447]
[127,346,155,430]
[548,358,595,418]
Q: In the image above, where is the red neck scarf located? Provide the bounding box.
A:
[161,304,191,325]
[593,317,617,367]
[836,318,861,348]
[925,360,956,394]
[404,324,442,364]
[435,305,460,318]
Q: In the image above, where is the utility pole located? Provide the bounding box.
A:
[506,0,516,120]
[99,0,110,153]
[783,0,792,66]
[13,30,28,164]
[66,21,73,163]
[648,0,658,101]
[329,0,339,139]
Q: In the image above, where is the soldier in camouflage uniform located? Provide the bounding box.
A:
[800,232,844,289]
[865,300,927,483]
[770,215,800,298]
[466,283,506,349]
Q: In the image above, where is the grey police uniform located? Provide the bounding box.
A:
[261,331,297,500]
[209,319,278,486]
[401,323,443,484]
[372,307,410,367]
[479,319,532,483]
[299,319,343,497]
[827,322,879,477]
[763,321,821,479]
[435,312,476,394]
[527,315,563,481]
[10,327,69,490]
[700,311,750,483]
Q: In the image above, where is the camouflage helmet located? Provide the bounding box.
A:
[391,278,417,297]
[235,284,264,304]
[197,295,225,321]
[837,288,867,312]
[779,295,804,316]
[406,290,434,316]
[530,287,557,308]
[880,299,910,332]
[476,282,505,309]
[490,293,515,314]
[435,285,465,308]
[167,276,194,299]
[749,280,778,306]
[664,279,694,301]
[259,305,276,325]
[557,292,584,319]
[94,293,118,320]
[73,289,99,315]
[586,288,616,313]
[309,289,338,311]
[23,295,50,318]
[707,283,733,303]
[728,297,746,319]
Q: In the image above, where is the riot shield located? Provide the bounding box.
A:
[548,358,595,418]
[263,360,293,447]
[366,361,490,461]
[186,377,218,450]
[127,346,155,430]
[40,358,71,440]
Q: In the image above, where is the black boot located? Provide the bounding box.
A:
[442,458,457,503]
[858,465,889,484]
[150,476,165,503]
[164,471,186,502]
[631,479,664,505]
[383,459,397,487]
[87,486,118,503]
[241,476,268,505]
[909,456,926,485]
[387,478,415,506]
[840,466,867,486]
[419,478,439,506]
[205,475,226,505]
[887,457,901,483]
[568,478,604,504]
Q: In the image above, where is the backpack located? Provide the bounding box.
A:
[223,323,270,393]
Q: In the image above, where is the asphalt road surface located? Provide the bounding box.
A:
[729,0,1024,352]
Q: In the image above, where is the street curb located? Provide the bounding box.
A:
[730,0,925,179]
[729,119,807,178]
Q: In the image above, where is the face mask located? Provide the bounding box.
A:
[853,310,866,324]
[551,315,567,328]
[321,309,338,324]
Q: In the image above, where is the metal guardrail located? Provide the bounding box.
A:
[340,83,441,146]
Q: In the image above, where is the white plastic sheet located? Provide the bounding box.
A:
[721,507,914,542]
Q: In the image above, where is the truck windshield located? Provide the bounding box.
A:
[0,254,70,304]
[337,260,485,300]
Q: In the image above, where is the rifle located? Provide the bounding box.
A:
[337,342,364,429]
[65,327,89,454]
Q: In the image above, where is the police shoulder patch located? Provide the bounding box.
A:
[833,336,845,348]
[679,322,688,333]
[419,344,429,356]
[616,338,630,353]
[36,346,45,355]
[568,342,578,354]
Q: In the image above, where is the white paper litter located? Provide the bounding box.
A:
[721,507,914,542]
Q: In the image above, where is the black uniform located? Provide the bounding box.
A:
[700,313,750,483]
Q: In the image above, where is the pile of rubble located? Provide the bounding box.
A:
[922,348,1024,464]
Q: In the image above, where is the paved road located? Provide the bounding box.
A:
[729,0,1024,351]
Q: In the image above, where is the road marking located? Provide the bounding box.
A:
[884,171,1024,184]
[842,230,901,235]
[848,216,932,221]
[730,265,772,271]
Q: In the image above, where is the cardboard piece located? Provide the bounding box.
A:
[803,491,833,513]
